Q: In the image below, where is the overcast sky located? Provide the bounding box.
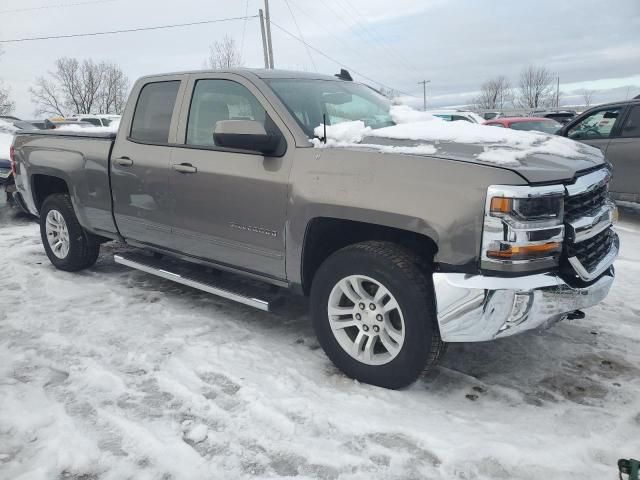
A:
[1,0,639,117]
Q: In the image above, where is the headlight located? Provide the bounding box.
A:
[482,184,565,273]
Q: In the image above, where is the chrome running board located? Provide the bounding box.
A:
[114,252,280,311]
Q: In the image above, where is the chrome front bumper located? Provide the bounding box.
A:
[434,268,615,342]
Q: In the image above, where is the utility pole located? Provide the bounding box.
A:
[264,0,274,69]
[418,80,430,111]
[259,9,269,69]
[556,76,560,108]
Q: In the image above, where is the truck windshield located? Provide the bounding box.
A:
[266,79,395,138]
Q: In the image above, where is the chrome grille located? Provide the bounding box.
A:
[564,183,608,220]
[565,228,614,272]
[562,168,618,281]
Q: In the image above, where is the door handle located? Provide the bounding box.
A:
[114,157,133,167]
[172,163,198,174]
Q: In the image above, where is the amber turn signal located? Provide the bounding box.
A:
[487,242,562,260]
[490,197,512,215]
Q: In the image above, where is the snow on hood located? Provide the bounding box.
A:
[312,105,595,167]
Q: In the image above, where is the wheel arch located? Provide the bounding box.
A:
[297,215,439,295]
[30,173,71,214]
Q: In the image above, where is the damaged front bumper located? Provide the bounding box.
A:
[433,267,615,342]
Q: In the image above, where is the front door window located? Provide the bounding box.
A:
[567,107,621,140]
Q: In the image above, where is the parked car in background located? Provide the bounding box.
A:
[2,119,40,132]
[1,118,35,209]
[530,110,577,125]
[0,115,21,122]
[482,111,503,120]
[67,114,120,127]
[44,119,94,129]
[484,117,562,134]
[0,120,16,201]
[24,120,47,130]
[559,98,640,202]
[429,109,485,123]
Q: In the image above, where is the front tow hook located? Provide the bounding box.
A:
[567,310,586,320]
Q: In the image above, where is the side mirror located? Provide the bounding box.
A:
[213,120,281,155]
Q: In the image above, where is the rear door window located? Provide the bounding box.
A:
[130,81,181,143]
[621,106,640,138]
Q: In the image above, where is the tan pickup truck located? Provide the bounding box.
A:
[12,68,618,389]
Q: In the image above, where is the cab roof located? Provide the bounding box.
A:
[138,68,347,83]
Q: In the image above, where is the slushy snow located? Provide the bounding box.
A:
[56,118,121,134]
[0,204,639,479]
[313,105,594,166]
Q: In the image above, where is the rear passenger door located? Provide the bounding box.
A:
[111,76,187,249]
[167,73,294,280]
[605,105,640,197]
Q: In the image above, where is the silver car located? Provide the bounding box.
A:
[560,97,640,203]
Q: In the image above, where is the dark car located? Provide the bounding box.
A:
[0,119,37,210]
[43,119,94,129]
[484,117,562,135]
[4,119,39,132]
[559,98,640,202]
[23,120,47,130]
[530,110,577,125]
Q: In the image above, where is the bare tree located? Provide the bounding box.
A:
[516,65,555,109]
[0,48,15,115]
[30,57,129,116]
[582,89,595,107]
[206,35,243,70]
[474,76,513,110]
[98,63,130,114]
[0,84,14,116]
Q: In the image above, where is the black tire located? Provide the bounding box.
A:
[310,241,444,389]
[39,193,100,271]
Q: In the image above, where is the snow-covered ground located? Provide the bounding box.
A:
[0,203,639,480]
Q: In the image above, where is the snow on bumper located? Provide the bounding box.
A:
[434,267,615,342]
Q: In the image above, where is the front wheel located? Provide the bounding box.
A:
[310,241,444,389]
[39,193,100,271]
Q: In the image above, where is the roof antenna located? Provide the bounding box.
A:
[322,113,327,144]
[335,69,353,81]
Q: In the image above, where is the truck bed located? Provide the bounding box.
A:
[13,130,118,237]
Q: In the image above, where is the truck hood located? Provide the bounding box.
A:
[357,136,605,184]
[313,107,606,184]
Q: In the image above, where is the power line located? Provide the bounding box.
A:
[283,0,318,72]
[287,0,418,94]
[332,0,420,77]
[287,1,389,78]
[315,0,418,79]
[0,16,259,44]
[269,20,418,98]
[0,0,116,14]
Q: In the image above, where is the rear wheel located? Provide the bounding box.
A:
[39,194,100,271]
[310,241,444,389]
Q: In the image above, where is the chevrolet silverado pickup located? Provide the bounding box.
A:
[12,69,619,389]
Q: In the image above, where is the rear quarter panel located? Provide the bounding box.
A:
[14,134,117,236]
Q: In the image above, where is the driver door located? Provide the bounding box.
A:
[167,73,294,280]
